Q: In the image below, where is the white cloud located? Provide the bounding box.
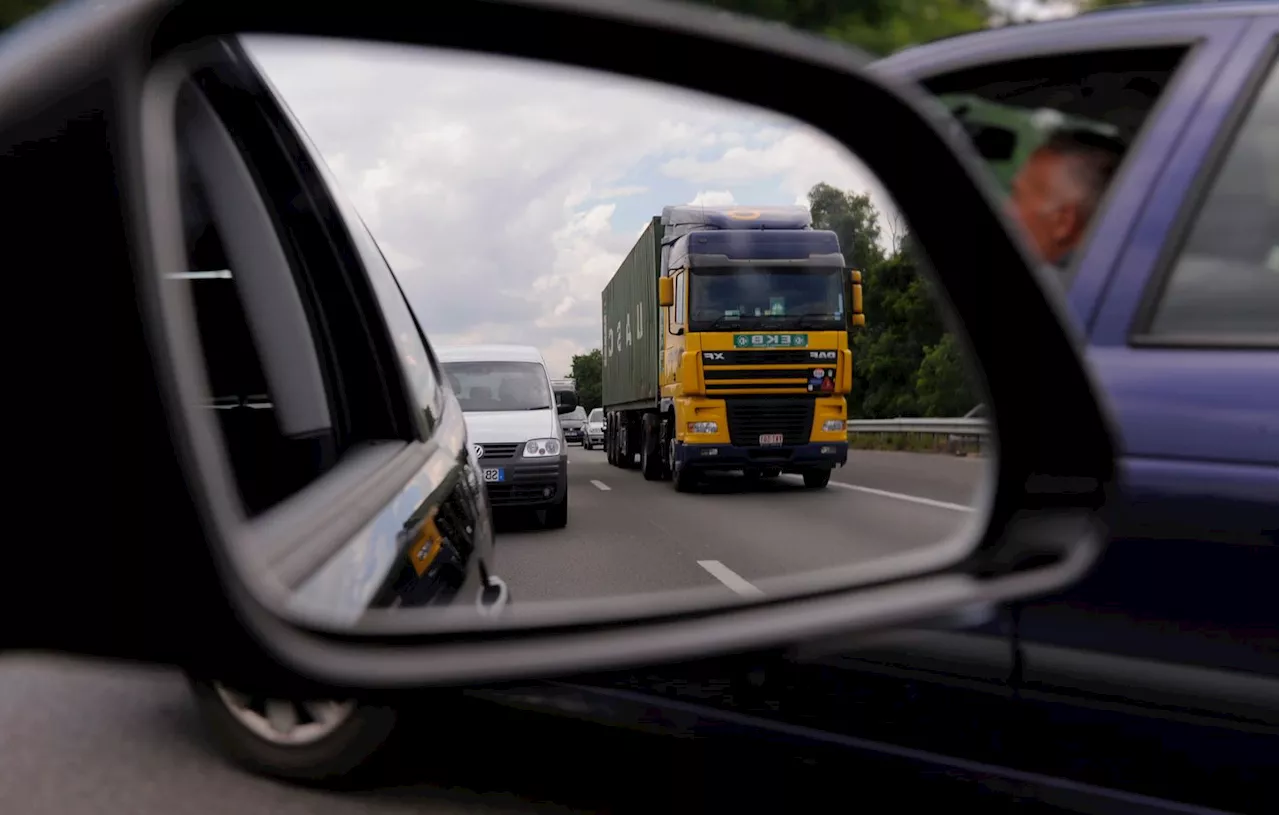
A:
[688,190,737,207]
[243,35,903,372]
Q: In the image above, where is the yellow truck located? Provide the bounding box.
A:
[601,205,863,490]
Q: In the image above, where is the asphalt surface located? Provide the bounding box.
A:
[493,446,988,603]
[1,449,989,815]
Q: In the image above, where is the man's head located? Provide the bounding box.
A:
[1009,129,1126,266]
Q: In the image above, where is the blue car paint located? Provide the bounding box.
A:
[877,2,1278,681]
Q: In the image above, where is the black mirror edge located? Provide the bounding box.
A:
[5,0,1122,694]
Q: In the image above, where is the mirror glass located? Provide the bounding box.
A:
[171,35,995,630]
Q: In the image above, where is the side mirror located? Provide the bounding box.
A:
[17,0,1120,700]
[850,269,865,328]
[658,275,674,307]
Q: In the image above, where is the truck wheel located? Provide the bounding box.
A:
[802,469,831,489]
[543,493,568,529]
[641,418,663,481]
[187,676,397,784]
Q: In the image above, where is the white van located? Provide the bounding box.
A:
[436,344,570,528]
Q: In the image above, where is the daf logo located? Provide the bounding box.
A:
[703,352,726,361]
[472,443,485,460]
[809,350,837,361]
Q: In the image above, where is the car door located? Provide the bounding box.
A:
[842,9,1250,687]
[1020,24,1278,684]
[170,39,501,627]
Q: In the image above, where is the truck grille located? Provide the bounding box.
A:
[724,397,815,447]
[702,350,813,366]
[704,368,812,381]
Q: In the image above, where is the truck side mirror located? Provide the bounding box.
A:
[658,276,674,307]
[850,269,865,328]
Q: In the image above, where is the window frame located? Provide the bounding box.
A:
[916,44,1199,296]
[143,42,473,601]
[672,269,686,331]
[1128,45,1279,350]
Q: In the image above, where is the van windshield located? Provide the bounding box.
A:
[443,361,553,412]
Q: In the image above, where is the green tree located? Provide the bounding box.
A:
[807,182,885,272]
[915,332,976,416]
[695,0,991,56]
[808,183,977,419]
[1,0,55,30]
[569,348,602,411]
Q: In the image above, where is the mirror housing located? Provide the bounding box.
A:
[9,0,1123,692]
[556,403,576,415]
[658,275,674,307]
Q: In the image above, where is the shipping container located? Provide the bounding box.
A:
[601,217,661,411]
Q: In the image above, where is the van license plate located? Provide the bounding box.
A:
[759,434,783,446]
[483,468,504,483]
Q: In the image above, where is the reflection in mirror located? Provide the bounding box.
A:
[172,35,994,631]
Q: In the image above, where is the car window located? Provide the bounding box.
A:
[175,86,337,516]
[588,409,604,422]
[1144,61,1279,342]
[924,47,1189,284]
[444,361,555,412]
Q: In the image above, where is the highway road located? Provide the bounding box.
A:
[0,449,989,815]
[494,446,988,604]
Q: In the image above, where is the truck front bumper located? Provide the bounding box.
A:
[674,442,848,472]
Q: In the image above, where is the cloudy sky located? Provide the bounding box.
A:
[245,36,898,378]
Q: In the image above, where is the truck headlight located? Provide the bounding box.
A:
[823,419,846,433]
[524,438,562,457]
[687,421,718,434]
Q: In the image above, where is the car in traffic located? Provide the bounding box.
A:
[438,344,571,529]
[559,405,587,444]
[164,40,512,777]
[583,407,605,450]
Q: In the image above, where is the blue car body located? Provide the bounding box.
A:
[875,0,1277,683]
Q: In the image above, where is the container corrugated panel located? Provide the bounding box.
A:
[601,216,661,410]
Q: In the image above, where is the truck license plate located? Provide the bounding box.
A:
[759,434,783,446]
[482,468,505,483]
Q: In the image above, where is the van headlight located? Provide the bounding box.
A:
[524,438,562,457]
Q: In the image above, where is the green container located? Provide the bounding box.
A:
[601,216,661,411]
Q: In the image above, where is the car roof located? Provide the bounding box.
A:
[434,344,547,365]
[874,1,1275,73]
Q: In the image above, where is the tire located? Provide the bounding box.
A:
[669,437,697,493]
[641,418,663,481]
[802,469,831,489]
[187,676,398,785]
[543,492,568,528]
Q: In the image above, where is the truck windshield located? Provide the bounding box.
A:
[443,361,554,412]
[688,266,844,330]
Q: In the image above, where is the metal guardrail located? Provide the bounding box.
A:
[846,418,990,437]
